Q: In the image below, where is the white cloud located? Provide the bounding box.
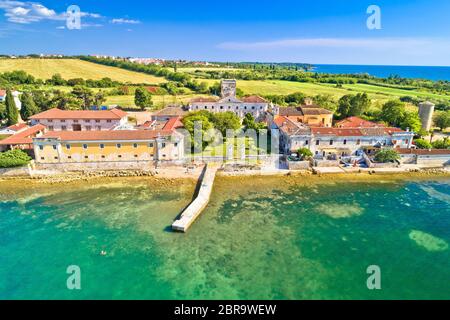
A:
[0,1,101,25]
[111,18,141,25]
[217,37,432,50]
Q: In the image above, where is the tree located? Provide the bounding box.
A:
[374,149,400,163]
[285,92,306,105]
[414,139,432,149]
[94,91,106,107]
[431,138,450,149]
[5,89,19,125]
[134,87,153,111]
[243,113,256,129]
[381,100,406,127]
[313,94,337,112]
[211,112,241,136]
[72,86,95,109]
[0,103,6,121]
[297,147,313,160]
[433,111,450,131]
[51,91,82,110]
[337,93,370,118]
[20,92,39,121]
[400,111,422,133]
[182,113,214,150]
[31,90,52,111]
[47,73,66,86]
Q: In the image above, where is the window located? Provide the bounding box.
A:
[118,155,122,158]
[95,120,100,123]
[68,156,72,159]
[84,156,89,159]
[73,120,78,123]
[61,120,65,123]
[48,126,54,131]
[66,144,71,150]
[61,126,67,130]
[134,155,138,158]
[148,143,154,148]
[204,106,207,109]
[220,106,223,109]
[96,126,101,130]
[356,139,361,145]
[133,143,138,148]
[174,143,178,147]
[83,144,88,149]
[343,139,347,145]
[101,155,105,159]
[85,120,90,123]
[161,143,166,148]
[305,140,309,145]
[330,140,333,145]
[316,140,320,146]
[99,144,105,149]
[39,145,44,150]
[48,120,53,123]
[54,156,58,160]
[86,126,92,131]
[41,157,44,160]
[107,120,112,123]
[116,143,122,149]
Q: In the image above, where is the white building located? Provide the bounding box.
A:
[29,108,128,131]
[188,80,270,121]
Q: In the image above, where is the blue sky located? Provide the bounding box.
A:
[0,0,450,66]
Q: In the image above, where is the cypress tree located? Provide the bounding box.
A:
[5,89,19,126]
[20,92,38,121]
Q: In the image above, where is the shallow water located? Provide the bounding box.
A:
[0,176,449,299]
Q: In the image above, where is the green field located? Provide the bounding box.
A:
[0,59,166,84]
[197,79,450,103]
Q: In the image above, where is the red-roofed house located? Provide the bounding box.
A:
[272,116,414,158]
[335,117,385,128]
[0,123,29,135]
[0,124,46,151]
[33,128,185,165]
[30,108,128,131]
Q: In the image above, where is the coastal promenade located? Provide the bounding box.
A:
[172,164,218,232]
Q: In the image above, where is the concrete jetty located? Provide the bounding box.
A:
[172,165,218,232]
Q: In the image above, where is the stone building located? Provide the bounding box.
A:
[189,80,270,121]
[418,101,435,131]
[30,108,128,131]
[33,129,184,165]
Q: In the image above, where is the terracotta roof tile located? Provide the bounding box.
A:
[30,108,128,120]
[241,95,267,103]
[38,129,174,142]
[0,124,46,145]
[336,116,385,128]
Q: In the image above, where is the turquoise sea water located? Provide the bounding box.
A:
[0,176,449,300]
[314,64,450,81]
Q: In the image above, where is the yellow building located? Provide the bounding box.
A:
[33,130,184,164]
[276,104,334,128]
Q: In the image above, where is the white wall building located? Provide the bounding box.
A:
[188,80,270,121]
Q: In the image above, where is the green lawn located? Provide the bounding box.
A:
[105,94,211,109]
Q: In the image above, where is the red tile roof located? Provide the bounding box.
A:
[163,117,184,131]
[0,124,46,145]
[335,116,385,128]
[38,129,174,142]
[241,95,267,103]
[273,116,310,135]
[190,97,219,103]
[30,108,128,120]
[6,123,29,132]
[312,127,408,137]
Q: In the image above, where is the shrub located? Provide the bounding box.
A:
[414,139,432,149]
[297,147,313,160]
[0,149,32,168]
[374,149,400,163]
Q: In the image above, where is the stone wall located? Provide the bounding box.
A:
[287,160,311,170]
[0,165,31,176]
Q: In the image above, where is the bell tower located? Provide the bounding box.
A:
[221,79,237,98]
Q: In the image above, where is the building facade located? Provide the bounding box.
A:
[272,104,334,128]
[189,80,270,121]
[33,130,184,165]
[273,116,414,158]
[30,108,128,131]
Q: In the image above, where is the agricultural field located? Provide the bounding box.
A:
[197,79,450,104]
[0,59,166,84]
